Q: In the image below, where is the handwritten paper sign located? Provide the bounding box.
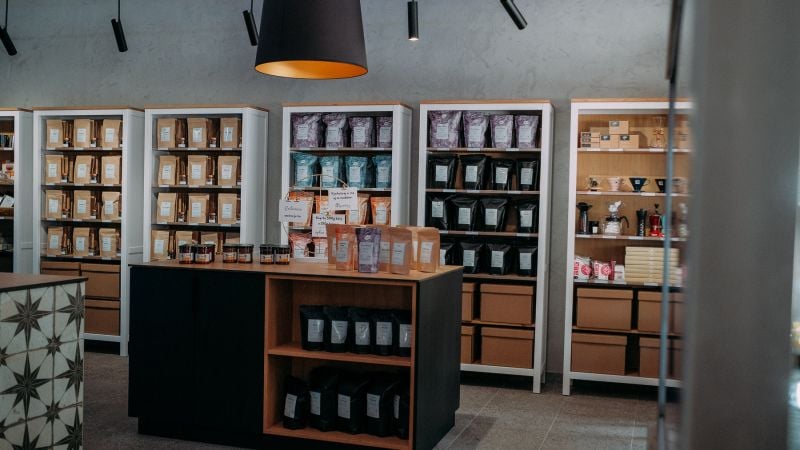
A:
[328,187,358,211]
[312,214,346,237]
[279,200,310,223]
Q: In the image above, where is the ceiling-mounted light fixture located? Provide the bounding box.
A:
[408,0,419,41]
[254,0,367,79]
[0,0,17,56]
[500,0,527,30]
[111,0,128,52]
[243,0,259,46]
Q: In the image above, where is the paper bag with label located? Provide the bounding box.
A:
[73,119,95,148]
[46,120,65,148]
[46,227,64,256]
[370,197,391,226]
[158,155,178,186]
[44,155,63,184]
[346,193,370,225]
[156,192,177,223]
[72,190,94,220]
[174,230,195,247]
[98,228,118,257]
[150,230,170,261]
[200,232,220,253]
[186,118,210,148]
[101,119,121,148]
[101,155,121,185]
[217,155,239,187]
[224,232,240,244]
[186,155,208,186]
[217,193,238,225]
[416,228,440,273]
[187,193,209,224]
[389,228,413,275]
[220,117,241,148]
[72,227,91,257]
[72,155,93,184]
[101,191,121,220]
[156,118,177,148]
[44,190,63,220]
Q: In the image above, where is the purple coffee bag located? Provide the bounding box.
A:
[356,227,382,273]
[292,113,322,148]
[349,117,375,148]
[490,114,514,149]
[428,111,462,148]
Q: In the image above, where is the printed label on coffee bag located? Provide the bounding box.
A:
[432,201,444,218]
[367,393,381,419]
[376,321,392,346]
[310,391,321,416]
[491,250,503,268]
[307,319,324,343]
[338,394,351,419]
[355,322,370,345]
[520,252,532,270]
[463,250,475,267]
[435,165,448,182]
[420,241,434,264]
[399,324,412,348]
[284,394,297,419]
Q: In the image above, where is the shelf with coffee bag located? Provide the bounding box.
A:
[32,106,144,354]
[0,109,33,273]
[416,100,553,392]
[562,98,693,395]
[142,105,269,263]
[280,102,412,249]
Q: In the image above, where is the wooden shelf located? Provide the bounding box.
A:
[440,230,537,238]
[42,218,121,225]
[41,183,122,190]
[576,190,690,197]
[264,424,409,450]
[574,279,684,289]
[577,148,691,154]
[0,147,13,151]
[152,222,240,230]
[41,254,121,262]
[152,184,241,191]
[463,319,534,329]
[0,216,13,221]
[463,273,536,281]
[291,187,392,193]
[426,147,541,154]
[575,234,687,242]
[572,325,681,338]
[44,147,122,152]
[426,189,539,195]
[268,342,411,367]
[155,147,242,152]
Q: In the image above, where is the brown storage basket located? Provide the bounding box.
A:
[576,288,633,330]
[85,299,120,336]
[462,283,476,322]
[481,327,533,368]
[479,284,534,325]
[571,332,627,375]
[461,325,476,364]
[80,263,121,299]
[40,261,81,276]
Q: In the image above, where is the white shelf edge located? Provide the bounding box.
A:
[461,363,535,377]
[568,371,682,388]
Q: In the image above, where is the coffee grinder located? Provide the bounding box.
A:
[649,203,664,237]
[576,202,592,235]
[636,208,648,237]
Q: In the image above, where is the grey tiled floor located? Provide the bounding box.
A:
[85,351,679,449]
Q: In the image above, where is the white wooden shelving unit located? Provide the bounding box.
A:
[417,100,554,392]
[280,102,412,248]
[562,98,693,394]
[142,105,269,261]
[32,107,144,355]
[0,109,33,273]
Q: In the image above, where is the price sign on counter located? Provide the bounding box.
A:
[312,214,346,237]
[328,187,358,211]
[279,200,310,223]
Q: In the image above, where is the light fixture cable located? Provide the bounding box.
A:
[0,0,17,55]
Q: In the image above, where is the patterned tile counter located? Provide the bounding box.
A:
[0,274,85,449]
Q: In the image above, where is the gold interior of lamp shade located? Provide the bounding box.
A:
[255,60,368,79]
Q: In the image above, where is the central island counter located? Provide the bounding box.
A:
[128,260,463,449]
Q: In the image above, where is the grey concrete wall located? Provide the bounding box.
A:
[0,0,672,373]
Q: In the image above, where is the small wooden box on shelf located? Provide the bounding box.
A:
[32,106,144,356]
[563,98,692,394]
[417,100,553,392]
[142,105,269,263]
[0,108,33,273]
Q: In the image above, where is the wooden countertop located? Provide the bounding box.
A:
[0,273,87,293]
[132,260,462,282]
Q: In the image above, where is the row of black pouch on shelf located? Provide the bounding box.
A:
[300,306,411,357]
[441,240,538,276]
[428,155,540,191]
[426,195,539,233]
[292,113,393,149]
[283,368,410,439]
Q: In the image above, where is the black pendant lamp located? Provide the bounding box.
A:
[254,0,367,79]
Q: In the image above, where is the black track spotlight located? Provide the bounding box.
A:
[1,0,16,56]
[500,0,527,30]
[243,0,258,46]
[111,0,127,52]
[407,0,419,41]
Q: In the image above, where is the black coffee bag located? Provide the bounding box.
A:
[517,159,540,191]
[481,197,508,232]
[324,306,349,353]
[309,366,340,432]
[491,159,516,190]
[459,241,485,274]
[349,307,372,354]
[459,154,488,190]
[517,245,538,276]
[283,376,310,430]
[426,194,451,230]
[391,310,412,357]
[366,375,401,437]
[337,376,371,434]
[448,197,480,232]
[370,310,394,356]
[488,243,513,275]
[517,201,539,233]
[300,305,325,351]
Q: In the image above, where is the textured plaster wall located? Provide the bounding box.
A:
[0,0,672,373]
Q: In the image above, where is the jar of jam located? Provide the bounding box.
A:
[195,244,214,264]
[260,244,274,264]
[238,244,254,263]
[222,244,238,263]
[275,245,291,265]
[178,244,194,264]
